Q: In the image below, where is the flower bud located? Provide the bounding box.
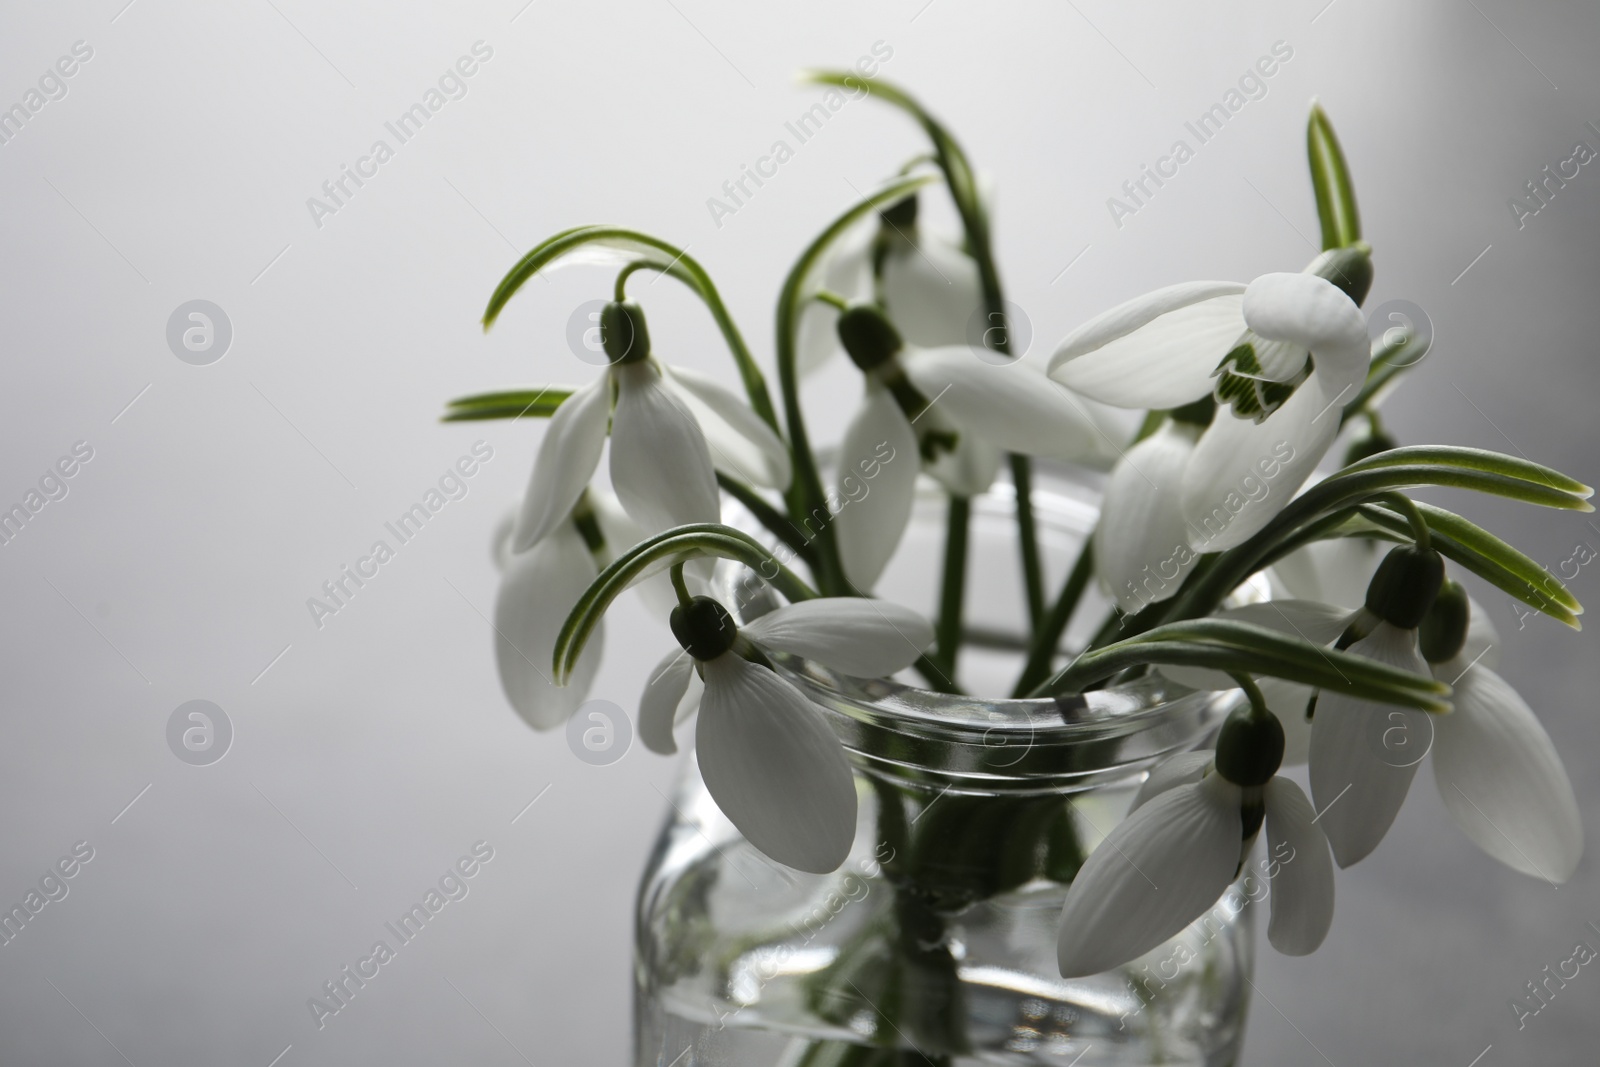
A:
[837,304,903,373]
[1419,578,1470,664]
[670,596,737,661]
[1364,544,1445,629]
[601,301,651,364]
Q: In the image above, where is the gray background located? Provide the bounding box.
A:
[1,0,1597,1063]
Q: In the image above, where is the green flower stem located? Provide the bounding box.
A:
[715,472,819,566]
[553,523,816,681]
[912,655,963,695]
[1377,492,1431,550]
[1012,538,1095,697]
[935,496,971,673]
[669,563,692,607]
[482,226,781,436]
[1010,455,1045,627]
[775,174,937,597]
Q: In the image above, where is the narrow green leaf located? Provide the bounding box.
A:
[1308,102,1361,250]
[442,387,574,422]
[552,523,817,682]
[1037,625,1450,712]
[1341,445,1593,500]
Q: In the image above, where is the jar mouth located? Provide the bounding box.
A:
[776,654,1235,794]
[712,469,1238,793]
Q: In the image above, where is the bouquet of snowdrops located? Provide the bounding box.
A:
[445,74,1587,981]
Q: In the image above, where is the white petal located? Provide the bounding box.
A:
[1258,676,1316,766]
[1132,751,1213,811]
[1094,422,1199,613]
[1182,370,1345,552]
[1242,273,1369,397]
[1309,623,1430,867]
[696,653,858,873]
[609,361,720,537]
[666,364,792,490]
[743,597,934,677]
[795,225,874,376]
[1269,535,1384,610]
[493,524,601,730]
[1057,773,1242,977]
[1430,663,1582,882]
[1263,778,1336,955]
[490,505,516,572]
[1239,335,1309,383]
[835,385,919,591]
[881,236,985,348]
[924,428,1005,497]
[1160,600,1353,691]
[903,347,1100,458]
[1049,283,1246,409]
[1462,597,1500,672]
[511,375,610,552]
[640,649,695,755]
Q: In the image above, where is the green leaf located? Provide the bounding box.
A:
[441,387,574,422]
[552,523,817,683]
[1357,501,1582,628]
[1341,445,1593,501]
[1308,102,1361,250]
[1039,620,1450,712]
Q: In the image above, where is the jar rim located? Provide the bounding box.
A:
[714,472,1237,791]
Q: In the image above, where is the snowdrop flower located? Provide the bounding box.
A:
[490,492,635,731]
[1093,416,1204,613]
[1308,544,1443,867]
[511,301,791,553]
[1057,700,1334,977]
[1421,581,1583,882]
[1050,266,1371,552]
[639,593,934,873]
[831,303,1103,589]
[797,193,985,373]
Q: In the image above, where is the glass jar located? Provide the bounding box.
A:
[634,473,1253,1066]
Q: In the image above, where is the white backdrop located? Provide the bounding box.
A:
[1,1,1597,1063]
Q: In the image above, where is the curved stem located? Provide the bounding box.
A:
[484,227,781,435]
[715,472,818,565]
[1378,491,1431,550]
[775,175,938,596]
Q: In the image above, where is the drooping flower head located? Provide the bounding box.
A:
[829,302,1105,589]
[640,592,934,873]
[512,300,791,554]
[1049,257,1373,565]
[1057,697,1334,977]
